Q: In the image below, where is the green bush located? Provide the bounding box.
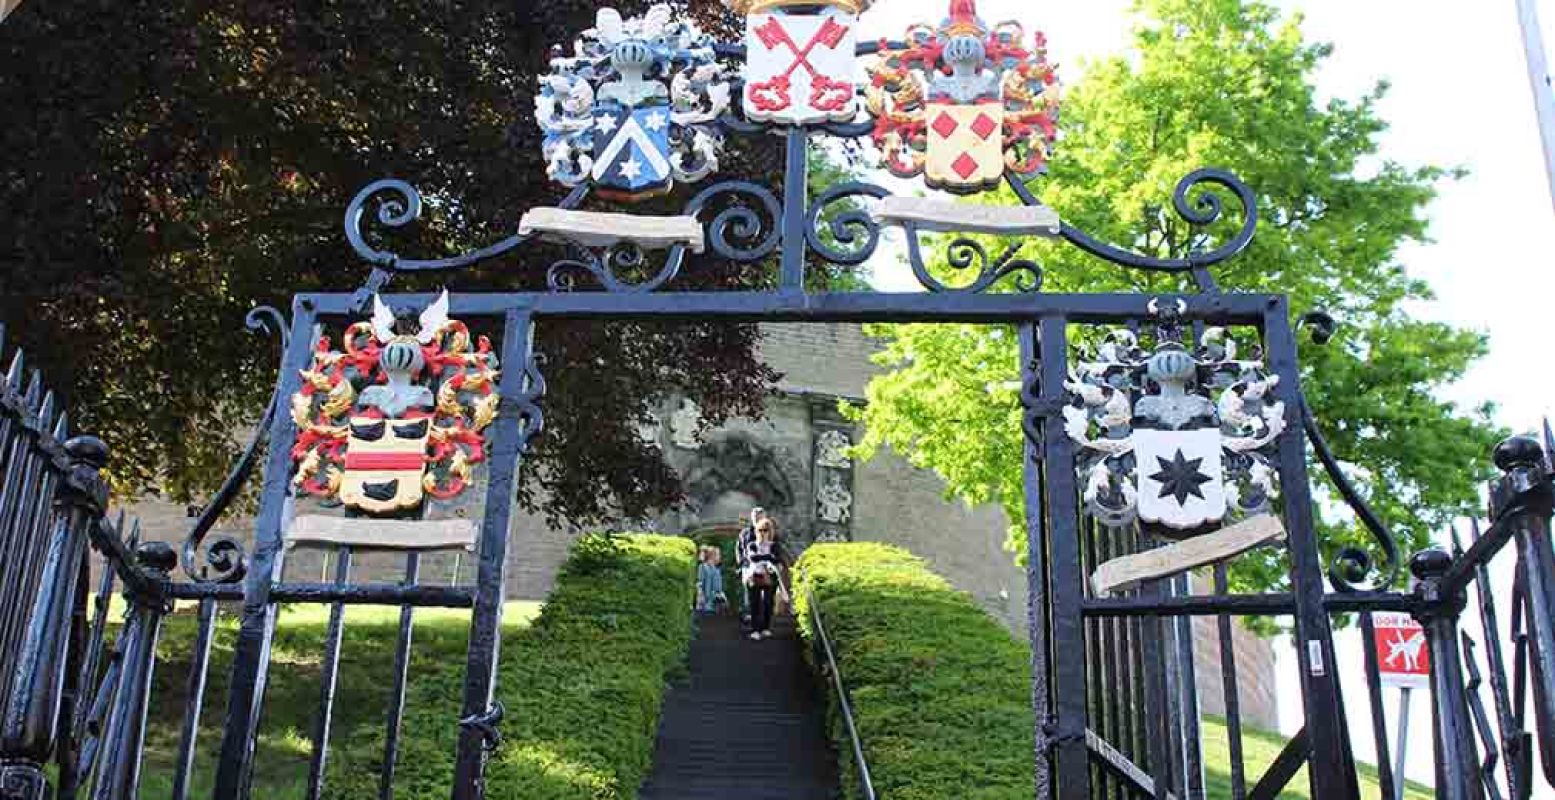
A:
[138,533,695,799]
[792,542,1036,800]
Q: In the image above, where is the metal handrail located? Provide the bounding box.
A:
[803,582,878,800]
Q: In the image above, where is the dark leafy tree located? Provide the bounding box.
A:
[0,0,834,526]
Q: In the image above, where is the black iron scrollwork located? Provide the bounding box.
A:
[515,358,547,455]
[458,700,505,752]
[1006,168,1256,289]
[546,242,688,294]
[344,179,590,273]
[179,305,290,584]
[683,180,783,264]
[1293,312,1402,592]
[904,224,1043,294]
[805,181,890,266]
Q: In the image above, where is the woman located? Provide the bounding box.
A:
[740,518,786,641]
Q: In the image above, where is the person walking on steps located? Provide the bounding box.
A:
[736,506,766,627]
[741,517,787,641]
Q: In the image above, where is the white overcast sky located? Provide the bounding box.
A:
[854,0,1555,792]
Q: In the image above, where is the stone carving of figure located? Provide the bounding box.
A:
[816,472,853,524]
[670,398,702,449]
[815,430,852,469]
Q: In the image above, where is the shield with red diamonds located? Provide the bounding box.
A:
[925,103,1004,193]
[338,417,432,515]
[743,8,858,124]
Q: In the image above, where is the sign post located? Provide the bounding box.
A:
[1372,611,1430,800]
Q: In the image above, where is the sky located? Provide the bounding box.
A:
[850,0,1555,793]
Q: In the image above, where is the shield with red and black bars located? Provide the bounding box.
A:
[925,102,1004,193]
[339,417,431,514]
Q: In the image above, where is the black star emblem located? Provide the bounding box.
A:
[1149,449,1213,505]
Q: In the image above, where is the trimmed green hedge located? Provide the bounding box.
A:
[332,532,697,798]
[792,542,1036,800]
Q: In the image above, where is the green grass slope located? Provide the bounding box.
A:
[136,532,694,799]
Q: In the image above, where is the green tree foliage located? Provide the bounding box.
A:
[849,0,1503,592]
[0,0,839,526]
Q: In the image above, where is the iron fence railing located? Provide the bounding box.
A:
[803,581,877,800]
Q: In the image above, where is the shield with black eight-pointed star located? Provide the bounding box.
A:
[1133,428,1227,530]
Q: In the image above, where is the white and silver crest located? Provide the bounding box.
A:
[1063,322,1286,533]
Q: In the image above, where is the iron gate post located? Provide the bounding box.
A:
[1016,323,1051,799]
[1487,435,1555,781]
[89,543,175,800]
[1410,548,1484,800]
[1035,316,1090,800]
[0,436,108,800]
[1262,303,1359,798]
[452,307,542,800]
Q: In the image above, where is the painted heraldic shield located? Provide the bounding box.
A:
[591,103,674,197]
[925,103,1004,193]
[339,417,432,515]
[1134,428,1228,530]
[744,8,858,124]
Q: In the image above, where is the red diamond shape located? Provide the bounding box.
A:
[970,112,998,140]
[931,111,959,139]
[952,153,980,179]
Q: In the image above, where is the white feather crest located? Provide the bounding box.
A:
[417,290,451,344]
[371,294,397,343]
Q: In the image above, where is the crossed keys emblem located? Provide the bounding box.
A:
[747,15,855,116]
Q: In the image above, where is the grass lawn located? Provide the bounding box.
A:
[130,600,1431,798]
[138,601,544,798]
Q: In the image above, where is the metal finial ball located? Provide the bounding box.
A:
[1408,547,1453,581]
[1493,434,1544,472]
[64,435,109,469]
[135,540,178,574]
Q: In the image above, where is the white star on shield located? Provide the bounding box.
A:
[618,156,644,181]
[594,114,618,133]
[644,111,668,132]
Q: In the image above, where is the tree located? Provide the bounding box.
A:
[0,0,837,527]
[848,0,1503,593]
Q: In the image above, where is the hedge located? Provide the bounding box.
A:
[330,532,697,798]
[792,542,1036,800]
[138,532,696,799]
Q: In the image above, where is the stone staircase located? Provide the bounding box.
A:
[639,611,841,800]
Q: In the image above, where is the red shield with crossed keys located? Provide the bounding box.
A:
[743,8,858,124]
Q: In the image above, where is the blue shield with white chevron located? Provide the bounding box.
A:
[591,103,673,198]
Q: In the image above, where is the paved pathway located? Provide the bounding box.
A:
[639,611,840,800]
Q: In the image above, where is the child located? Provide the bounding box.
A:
[697,546,725,614]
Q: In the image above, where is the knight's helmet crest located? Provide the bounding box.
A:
[867,0,1061,194]
[289,290,501,517]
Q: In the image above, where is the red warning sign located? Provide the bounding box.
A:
[1373,612,1430,688]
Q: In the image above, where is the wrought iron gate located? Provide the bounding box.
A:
[2,2,1553,798]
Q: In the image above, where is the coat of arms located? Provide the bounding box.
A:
[290,292,500,516]
[1062,314,1286,534]
[728,0,869,125]
[866,0,1061,194]
[536,5,732,201]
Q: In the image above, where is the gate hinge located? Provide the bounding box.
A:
[459,700,505,752]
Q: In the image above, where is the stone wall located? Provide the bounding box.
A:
[123,320,1278,730]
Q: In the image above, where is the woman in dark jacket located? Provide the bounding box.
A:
[740,518,786,640]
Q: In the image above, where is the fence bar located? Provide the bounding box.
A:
[452,307,540,799]
[1016,322,1052,800]
[171,597,218,800]
[379,552,421,800]
[1215,564,1247,800]
[0,437,108,799]
[306,546,354,800]
[1411,548,1485,800]
[1358,611,1398,800]
[88,543,175,800]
